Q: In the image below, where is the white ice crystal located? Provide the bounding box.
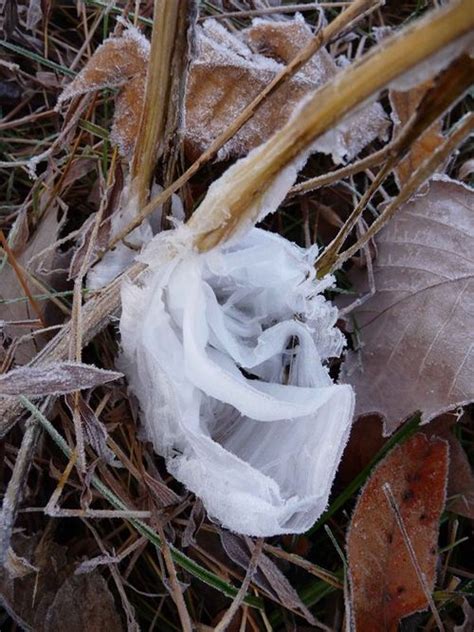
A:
[120,227,354,536]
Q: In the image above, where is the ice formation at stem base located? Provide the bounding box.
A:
[120,227,354,536]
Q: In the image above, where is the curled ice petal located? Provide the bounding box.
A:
[120,227,354,536]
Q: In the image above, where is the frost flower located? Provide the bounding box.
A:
[120,227,354,536]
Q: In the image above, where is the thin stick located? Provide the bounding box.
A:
[157,523,193,632]
[332,112,474,271]
[105,0,380,252]
[214,539,264,632]
[0,419,40,564]
[383,483,445,632]
[199,3,352,21]
[289,145,390,196]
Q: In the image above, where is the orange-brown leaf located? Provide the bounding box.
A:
[347,433,448,632]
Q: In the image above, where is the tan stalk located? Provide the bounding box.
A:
[289,145,390,196]
[315,53,474,275]
[0,0,472,435]
[331,112,474,273]
[187,0,474,251]
[129,0,184,209]
[104,0,380,252]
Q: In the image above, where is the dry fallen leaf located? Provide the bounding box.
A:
[390,81,444,186]
[58,16,387,164]
[0,362,122,396]
[186,16,387,162]
[0,533,123,631]
[340,177,474,435]
[56,26,149,160]
[347,433,449,632]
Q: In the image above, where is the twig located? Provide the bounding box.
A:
[199,3,352,21]
[332,112,474,271]
[0,418,40,564]
[214,538,264,632]
[289,145,390,196]
[157,523,193,632]
[383,483,445,632]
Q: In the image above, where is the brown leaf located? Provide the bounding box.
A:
[340,178,474,435]
[43,573,123,632]
[185,17,387,162]
[347,433,449,632]
[0,533,123,631]
[0,362,122,396]
[390,81,444,186]
[58,17,387,164]
[56,27,148,161]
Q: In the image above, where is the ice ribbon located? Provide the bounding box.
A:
[120,227,354,536]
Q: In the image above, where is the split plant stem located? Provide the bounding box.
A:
[130,0,184,208]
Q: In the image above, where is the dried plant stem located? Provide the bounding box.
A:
[68,149,119,472]
[316,53,474,275]
[189,0,474,251]
[156,523,193,632]
[214,538,264,632]
[0,418,40,564]
[106,0,379,251]
[383,483,445,632]
[130,0,184,208]
[331,112,474,272]
[199,3,354,21]
[289,145,390,196]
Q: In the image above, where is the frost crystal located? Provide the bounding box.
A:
[120,228,354,536]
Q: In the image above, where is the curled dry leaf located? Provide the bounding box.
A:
[347,433,449,632]
[390,80,444,186]
[56,26,149,159]
[340,178,474,435]
[0,361,122,396]
[57,16,387,164]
